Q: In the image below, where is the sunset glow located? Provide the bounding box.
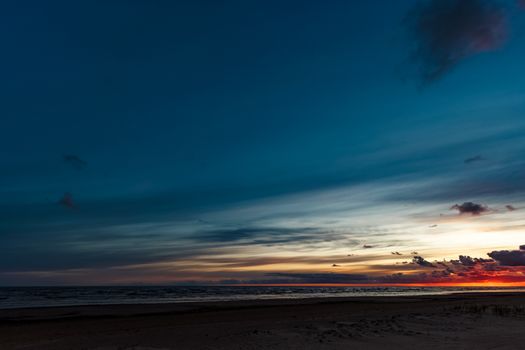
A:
[1,0,525,288]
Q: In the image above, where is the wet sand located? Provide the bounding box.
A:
[1,293,525,349]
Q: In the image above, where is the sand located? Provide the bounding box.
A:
[1,292,525,349]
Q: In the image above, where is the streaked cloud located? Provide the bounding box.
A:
[63,155,87,170]
[265,272,369,284]
[464,155,484,164]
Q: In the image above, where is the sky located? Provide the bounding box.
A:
[1,0,525,286]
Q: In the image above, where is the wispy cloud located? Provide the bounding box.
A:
[265,272,369,284]
[63,155,87,170]
[194,227,319,244]
[58,192,74,209]
[464,155,484,164]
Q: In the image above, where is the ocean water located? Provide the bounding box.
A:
[1,286,524,309]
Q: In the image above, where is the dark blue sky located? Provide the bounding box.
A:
[1,0,525,285]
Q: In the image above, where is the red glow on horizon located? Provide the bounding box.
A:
[230,281,525,288]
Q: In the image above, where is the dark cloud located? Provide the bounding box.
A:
[407,0,507,83]
[195,227,321,244]
[265,273,369,284]
[451,202,489,215]
[363,244,374,249]
[458,255,477,266]
[449,255,493,266]
[412,256,435,267]
[464,155,484,164]
[506,205,517,211]
[58,192,74,209]
[63,155,87,170]
[488,245,525,266]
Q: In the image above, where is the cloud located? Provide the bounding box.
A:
[407,0,507,82]
[363,244,374,249]
[451,202,489,215]
[265,273,369,284]
[458,255,477,266]
[412,256,436,267]
[506,205,517,211]
[464,155,484,164]
[448,255,493,267]
[194,227,323,244]
[58,192,74,209]
[63,155,87,170]
[488,245,525,266]
[377,252,524,284]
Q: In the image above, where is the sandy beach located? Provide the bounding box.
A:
[1,292,525,349]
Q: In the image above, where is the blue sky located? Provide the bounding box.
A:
[1,0,525,285]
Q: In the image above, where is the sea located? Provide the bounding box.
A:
[1,286,525,309]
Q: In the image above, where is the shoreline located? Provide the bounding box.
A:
[2,287,525,312]
[2,291,525,318]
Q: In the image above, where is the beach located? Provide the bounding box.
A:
[1,292,525,349]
